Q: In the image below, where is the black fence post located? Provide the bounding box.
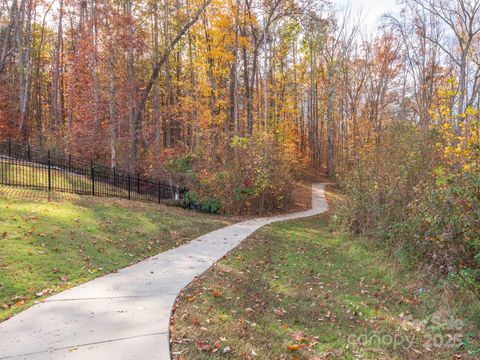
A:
[8,140,11,158]
[158,181,161,204]
[91,161,95,196]
[137,172,140,194]
[113,166,116,187]
[27,144,31,162]
[47,149,51,192]
[127,174,131,200]
[68,155,71,171]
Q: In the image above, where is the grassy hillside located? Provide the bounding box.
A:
[0,186,229,322]
[1,161,90,189]
[170,189,479,359]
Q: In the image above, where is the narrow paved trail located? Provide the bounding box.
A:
[0,184,328,360]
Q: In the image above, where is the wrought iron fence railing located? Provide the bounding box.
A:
[0,140,187,203]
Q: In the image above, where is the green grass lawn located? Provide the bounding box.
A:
[170,194,479,359]
[0,186,229,322]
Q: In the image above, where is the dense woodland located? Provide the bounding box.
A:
[0,0,480,339]
[0,0,479,208]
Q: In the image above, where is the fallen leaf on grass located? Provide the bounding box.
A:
[402,296,417,305]
[197,341,211,352]
[211,340,222,353]
[35,288,53,297]
[287,343,304,351]
[12,300,25,308]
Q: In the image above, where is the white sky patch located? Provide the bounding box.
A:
[332,0,402,30]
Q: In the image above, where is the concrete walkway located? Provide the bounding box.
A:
[0,184,328,360]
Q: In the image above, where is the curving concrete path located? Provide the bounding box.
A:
[0,184,328,360]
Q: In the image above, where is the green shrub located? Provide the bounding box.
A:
[182,191,221,214]
[200,197,221,214]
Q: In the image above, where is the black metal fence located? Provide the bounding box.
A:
[0,140,187,203]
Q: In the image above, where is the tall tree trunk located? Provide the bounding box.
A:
[17,0,31,139]
[33,6,49,146]
[242,43,251,135]
[89,0,100,133]
[52,0,63,131]
[228,0,240,133]
[202,17,216,122]
[246,45,258,136]
[163,0,172,148]
[66,15,77,152]
[164,56,172,148]
[107,19,117,170]
[0,0,18,73]
[152,2,161,154]
[327,63,335,177]
[309,39,319,166]
[187,31,198,149]
[292,38,301,153]
[263,16,268,130]
[126,0,138,170]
